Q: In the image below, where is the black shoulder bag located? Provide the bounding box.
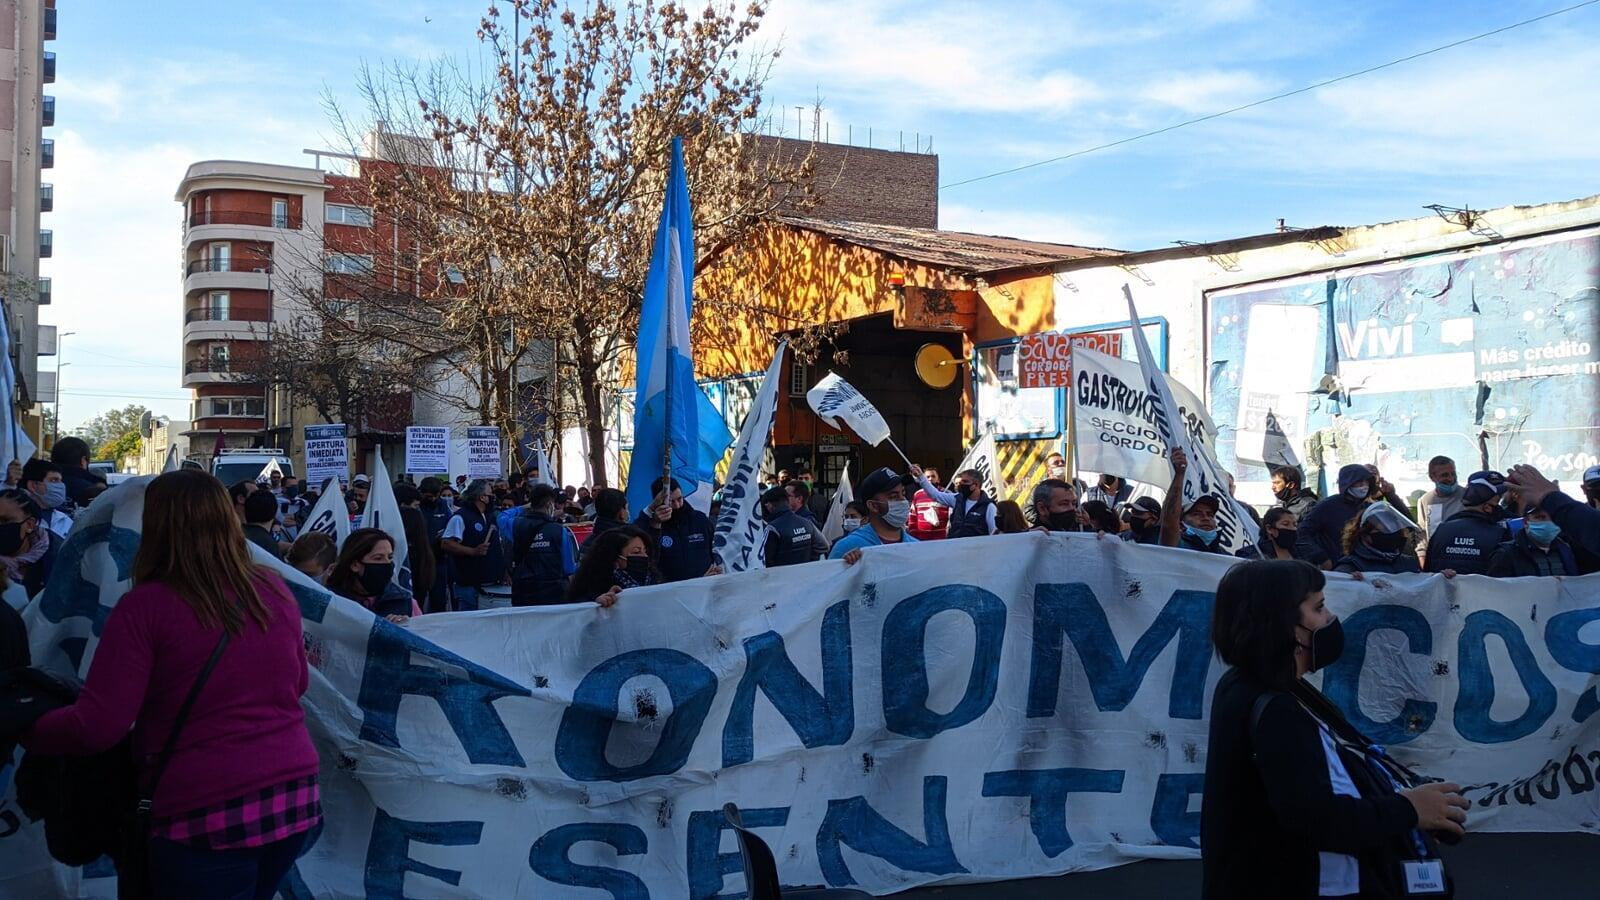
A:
[119,630,230,900]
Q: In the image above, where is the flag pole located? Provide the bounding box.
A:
[885,436,915,470]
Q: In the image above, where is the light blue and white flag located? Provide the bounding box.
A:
[626,136,733,519]
[711,342,786,571]
[360,451,411,591]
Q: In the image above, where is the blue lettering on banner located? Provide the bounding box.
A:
[1322,605,1437,745]
[1455,610,1558,744]
[365,808,483,896]
[357,619,533,766]
[1546,607,1600,723]
[980,768,1125,857]
[1028,585,1213,720]
[529,823,649,899]
[687,806,789,899]
[722,600,853,767]
[817,776,968,886]
[38,522,141,634]
[556,649,718,782]
[882,586,1005,739]
[1150,773,1205,849]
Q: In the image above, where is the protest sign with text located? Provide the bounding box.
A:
[405,426,451,475]
[466,426,502,479]
[1071,346,1216,488]
[303,424,348,488]
[9,478,1596,898]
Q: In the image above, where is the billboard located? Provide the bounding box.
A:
[1207,227,1600,504]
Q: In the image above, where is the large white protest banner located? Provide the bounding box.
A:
[405,426,451,475]
[1126,287,1259,554]
[1072,346,1217,488]
[807,372,892,447]
[10,478,1600,898]
[303,424,349,489]
[466,426,502,479]
[713,343,786,572]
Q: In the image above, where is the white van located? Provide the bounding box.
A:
[211,449,295,487]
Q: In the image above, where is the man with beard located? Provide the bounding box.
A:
[1268,465,1318,520]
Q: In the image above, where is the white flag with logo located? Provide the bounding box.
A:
[807,373,892,446]
[303,477,353,549]
[821,463,854,544]
[1124,285,1259,554]
[951,433,1008,504]
[712,343,787,571]
[360,452,411,592]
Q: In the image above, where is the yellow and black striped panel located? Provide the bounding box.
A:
[617,449,632,486]
[995,438,1060,504]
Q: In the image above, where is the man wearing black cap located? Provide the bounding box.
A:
[1120,496,1163,544]
[911,464,997,538]
[828,467,918,563]
[760,486,827,566]
[1424,471,1511,576]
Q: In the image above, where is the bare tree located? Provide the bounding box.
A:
[229,320,415,430]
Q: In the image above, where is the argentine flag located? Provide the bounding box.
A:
[627,137,732,518]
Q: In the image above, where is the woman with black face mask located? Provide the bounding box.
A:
[327,528,418,623]
[0,489,52,597]
[1333,502,1423,575]
[1202,559,1468,899]
[567,526,656,608]
[1241,507,1301,560]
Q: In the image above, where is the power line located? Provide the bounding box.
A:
[940,0,1600,190]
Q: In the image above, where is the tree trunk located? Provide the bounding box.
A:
[574,340,610,489]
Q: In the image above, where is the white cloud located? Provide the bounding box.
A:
[1140,69,1276,114]
[940,203,1116,249]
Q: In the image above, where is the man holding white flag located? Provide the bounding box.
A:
[359,453,411,593]
[1124,285,1259,555]
[806,372,915,467]
[712,344,787,572]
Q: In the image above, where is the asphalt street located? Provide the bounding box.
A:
[896,833,1600,899]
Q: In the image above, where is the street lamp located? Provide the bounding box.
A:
[54,331,74,444]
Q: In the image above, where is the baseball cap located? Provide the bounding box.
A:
[1462,470,1507,506]
[1584,465,1600,485]
[352,473,371,486]
[1358,500,1415,534]
[1122,496,1162,522]
[858,467,914,500]
[759,486,789,507]
[1183,494,1221,515]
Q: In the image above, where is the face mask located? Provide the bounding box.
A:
[1273,528,1298,551]
[880,499,911,530]
[1297,617,1345,672]
[1273,485,1295,501]
[956,483,975,499]
[624,555,651,580]
[357,562,394,596]
[842,518,862,533]
[42,482,67,510]
[1046,511,1081,532]
[1526,521,1562,545]
[1347,484,1370,501]
[1434,482,1459,496]
[1184,524,1219,545]
[284,486,300,499]
[1368,531,1407,553]
[0,521,24,556]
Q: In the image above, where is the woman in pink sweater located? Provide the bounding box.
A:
[25,469,320,899]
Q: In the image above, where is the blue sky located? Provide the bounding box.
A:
[45,0,1600,428]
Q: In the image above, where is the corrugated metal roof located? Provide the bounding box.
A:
[781,215,1121,274]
